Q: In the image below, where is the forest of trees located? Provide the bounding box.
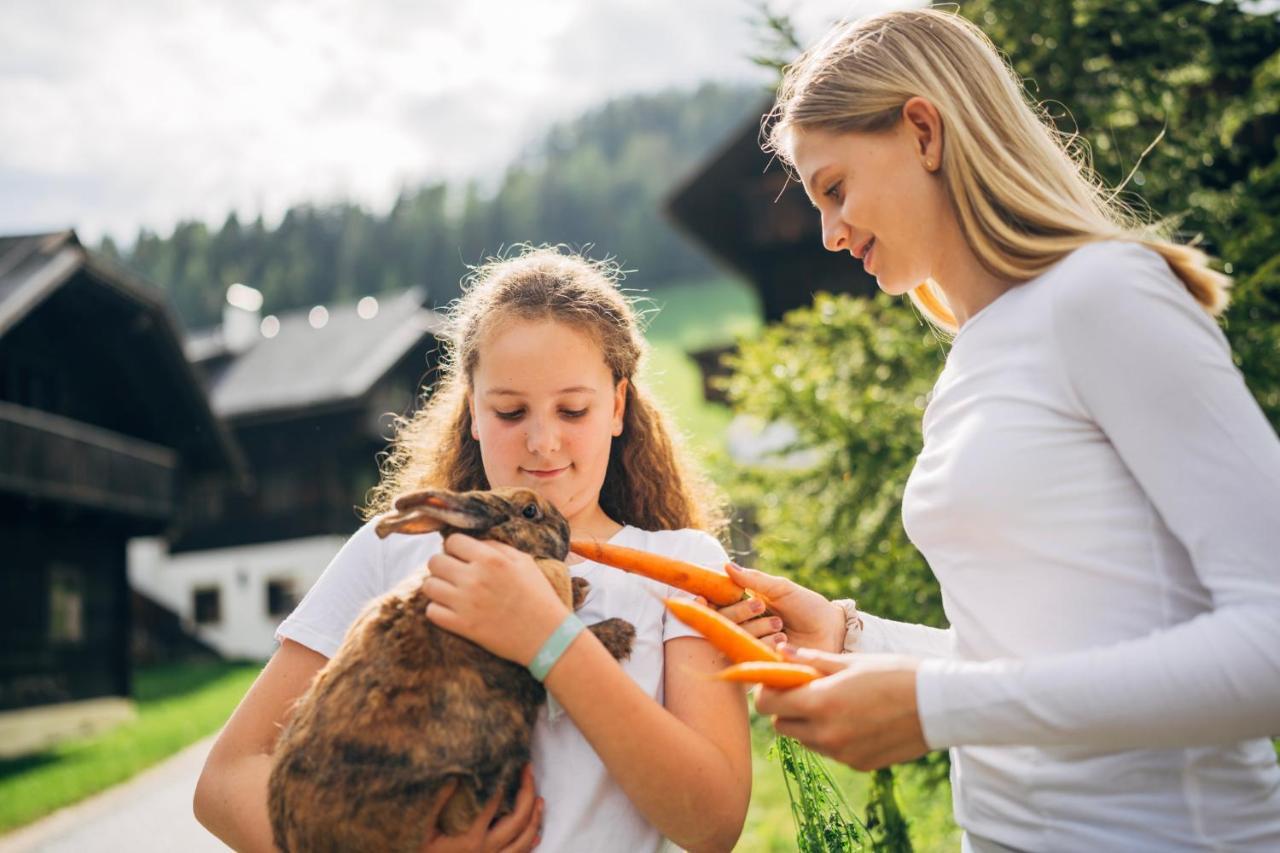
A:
[102,83,764,331]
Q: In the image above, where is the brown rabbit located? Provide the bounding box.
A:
[267,487,636,852]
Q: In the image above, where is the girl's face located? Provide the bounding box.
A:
[468,318,626,527]
[788,117,947,296]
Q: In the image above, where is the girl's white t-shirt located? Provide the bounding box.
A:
[275,519,729,853]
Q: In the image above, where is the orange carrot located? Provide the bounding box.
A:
[664,598,783,664]
[570,540,747,606]
[716,661,821,689]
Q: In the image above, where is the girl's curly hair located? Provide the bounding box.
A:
[364,245,727,536]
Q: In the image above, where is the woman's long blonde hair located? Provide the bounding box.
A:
[764,8,1230,330]
[365,246,726,535]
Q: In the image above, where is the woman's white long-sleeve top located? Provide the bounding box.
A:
[859,241,1280,851]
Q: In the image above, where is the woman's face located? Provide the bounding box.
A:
[789,118,947,296]
[468,318,625,526]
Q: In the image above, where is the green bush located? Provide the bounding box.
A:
[963,0,1280,429]
[723,293,946,627]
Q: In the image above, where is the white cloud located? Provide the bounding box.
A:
[0,0,909,244]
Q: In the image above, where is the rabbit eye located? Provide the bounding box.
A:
[522,503,539,519]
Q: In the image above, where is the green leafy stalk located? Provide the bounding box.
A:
[771,735,915,852]
[772,735,866,852]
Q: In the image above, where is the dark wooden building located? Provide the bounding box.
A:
[174,288,444,552]
[666,103,879,323]
[665,104,881,403]
[0,231,245,728]
[127,288,446,660]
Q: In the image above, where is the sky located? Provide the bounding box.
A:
[1,0,913,246]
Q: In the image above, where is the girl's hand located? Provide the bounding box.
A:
[421,764,543,852]
[425,534,570,666]
[753,646,928,771]
[719,563,847,653]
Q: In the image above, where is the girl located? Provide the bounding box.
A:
[194,247,751,852]
[720,8,1280,852]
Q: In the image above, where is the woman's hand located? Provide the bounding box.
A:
[425,534,570,666]
[421,764,543,852]
[753,646,928,771]
[718,563,847,653]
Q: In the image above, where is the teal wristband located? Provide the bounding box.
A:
[528,613,585,682]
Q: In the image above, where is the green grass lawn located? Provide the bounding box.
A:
[0,660,260,834]
[638,274,762,352]
[637,274,761,455]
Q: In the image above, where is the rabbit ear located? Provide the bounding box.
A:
[375,509,445,539]
[392,490,446,511]
[379,490,498,537]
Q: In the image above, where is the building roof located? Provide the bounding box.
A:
[0,233,86,336]
[0,230,248,480]
[190,288,445,422]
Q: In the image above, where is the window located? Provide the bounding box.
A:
[261,469,313,515]
[186,477,226,524]
[266,578,298,617]
[48,565,84,644]
[193,586,221,625]
[5,359,69,415]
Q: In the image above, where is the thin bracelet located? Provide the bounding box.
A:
[528,613,586,682]
[835,598,864,653]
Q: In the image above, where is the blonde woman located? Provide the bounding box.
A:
[720,8,1280,851]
